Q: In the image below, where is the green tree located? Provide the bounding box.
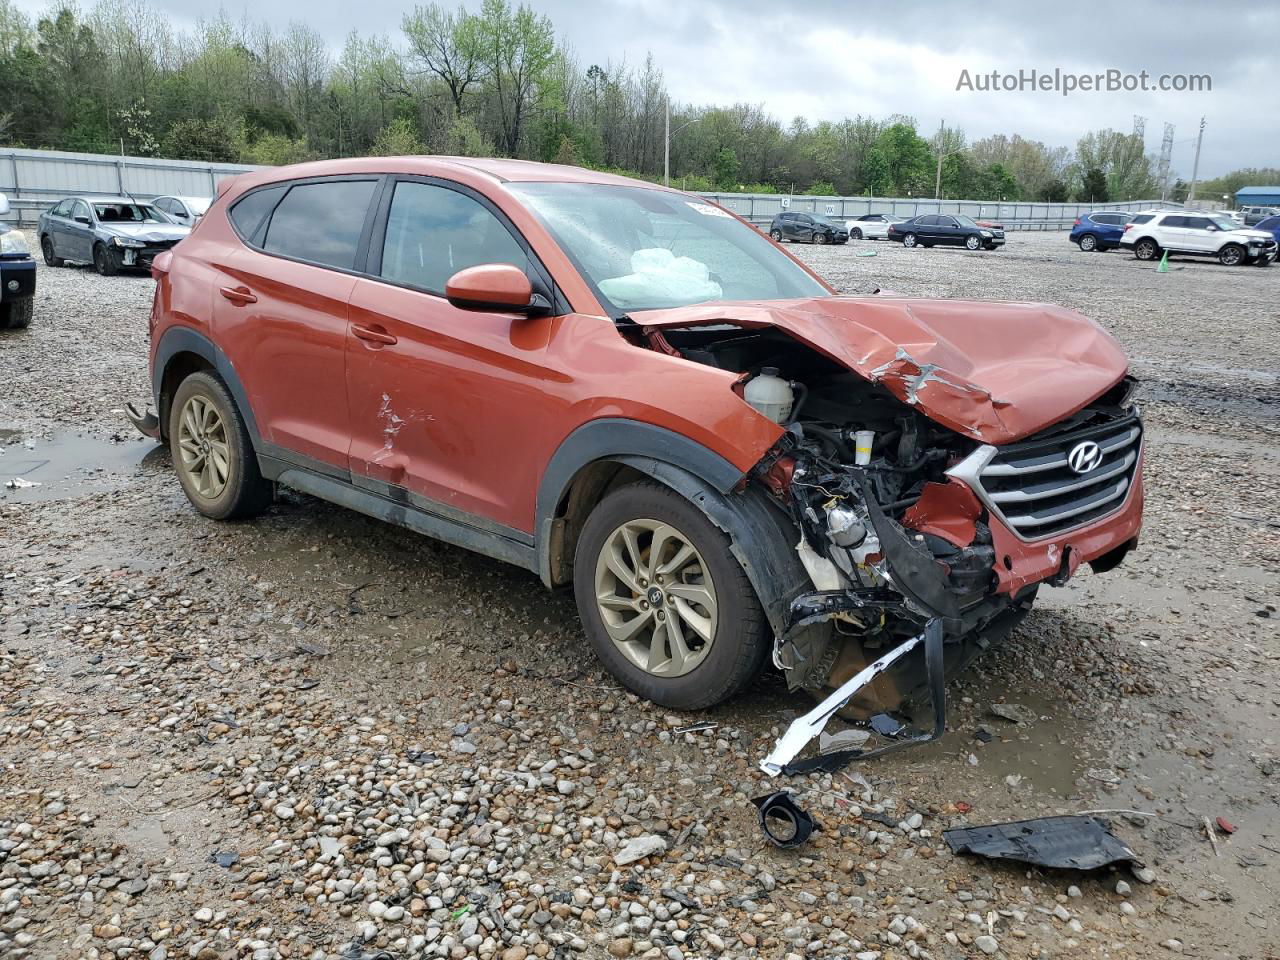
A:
[712,146,739,189]
[872,122,931,195]
[475,0,554,155]
[370,116,424,155]
[1079,167,1109,203]
[401,4,485,117]
[160,116,244,162]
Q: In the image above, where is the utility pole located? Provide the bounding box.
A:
[934,119,945,199]
[664,97,670,187]
[1185,116,1206,204]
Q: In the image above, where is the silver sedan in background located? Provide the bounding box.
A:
[37,197,190,275]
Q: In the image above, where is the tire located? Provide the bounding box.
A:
[965,234,981,250]
[1078,233,1098,252]
[1134,238,1159,261]
[0,298,33,330]
[902,233,917,248]
[769,229,783,242]
[168,371,272,521]
[1218,244,1246,267]
[851,228,863,240]
[93,243,118,276]
[813,231,828,245]
[573,481,768,710]
[41,236,63,267]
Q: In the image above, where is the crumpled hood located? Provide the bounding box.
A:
[1228,228,1276,242]
[101,222,190,243]
[628,296,1130,445]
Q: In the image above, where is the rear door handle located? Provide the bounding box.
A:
[352,323,398,346]
[219,285,257,305]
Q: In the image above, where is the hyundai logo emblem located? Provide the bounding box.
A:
[1067,440,1103,474]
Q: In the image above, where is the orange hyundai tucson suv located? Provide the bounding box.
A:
[130,157,1144,717]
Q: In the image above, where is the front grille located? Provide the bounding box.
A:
[967,415,1142,539]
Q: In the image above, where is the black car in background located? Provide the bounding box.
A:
[887,213,1005,250]
[0,193,36,329]
[768,211,849,244]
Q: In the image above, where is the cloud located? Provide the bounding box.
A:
[11,0,1273,177]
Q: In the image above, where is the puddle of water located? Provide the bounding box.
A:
[0,430,163,502]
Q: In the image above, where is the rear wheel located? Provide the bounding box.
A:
[902,233,918,248]
[769,229,783,242]
[1218,243,1246,266]
[169,371,272,521]
[1134,238,1159,261]
[851,228,863,240]
[93,243,118,276]
[0,299,33,330]
[1078,233,1098,252]
[41,236,63,267]
[574,482,768,709]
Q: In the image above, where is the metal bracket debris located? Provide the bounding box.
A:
[759,618,944,776]
[751,791,819,847]
[943,815,1144,871]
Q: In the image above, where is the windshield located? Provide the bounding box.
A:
[507,182,830,312]
[1208,215,1238,231]
[93,202,169,224]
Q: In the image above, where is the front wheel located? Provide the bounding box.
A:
[169,371,272,521]
[41,236,64,267]
[93,243,118,276]
[1134,238,1158,261]
[573,482,768,710]
[769,229,783,241]
[0,299,33,330]
[965,234,981,250]
[813,231,828,245]
[902,233,918,248]
[1218,244,1246,266]
[851,228,863,240]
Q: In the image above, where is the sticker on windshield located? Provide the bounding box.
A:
[686,201,733,219]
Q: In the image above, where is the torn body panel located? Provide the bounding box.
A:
[628,296,1130,445]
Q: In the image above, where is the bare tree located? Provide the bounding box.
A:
[402,4,485,118]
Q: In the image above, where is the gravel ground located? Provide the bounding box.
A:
[1,231,1277,960]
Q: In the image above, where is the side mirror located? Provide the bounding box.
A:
[75,215,91,225]
[445,263,550,315]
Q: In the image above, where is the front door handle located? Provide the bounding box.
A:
[352,323,398,346]
[219,285,257,305]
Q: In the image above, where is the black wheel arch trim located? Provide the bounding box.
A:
[152,326,261,445]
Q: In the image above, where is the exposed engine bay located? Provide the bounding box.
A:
[644,322,1142,718]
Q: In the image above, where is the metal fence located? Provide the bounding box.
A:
[0,147,258,226]
[1,146,1178,230]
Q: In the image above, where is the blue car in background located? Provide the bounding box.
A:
[1255,215,1280,250]
[1069,211,1135,252]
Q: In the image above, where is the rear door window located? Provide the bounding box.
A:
[263,179,378,270]
[378,180,528,294]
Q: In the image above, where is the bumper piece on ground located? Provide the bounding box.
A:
[944,815,1144,871]
[760,618,944,776]
[125,403,161,439]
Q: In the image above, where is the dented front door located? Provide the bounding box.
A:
[343,178,556,534]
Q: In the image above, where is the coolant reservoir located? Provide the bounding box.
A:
[745,367,794,424]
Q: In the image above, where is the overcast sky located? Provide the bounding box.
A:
[15,0,1275,180]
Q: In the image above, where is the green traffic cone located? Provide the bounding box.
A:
[1156,251,1169,273]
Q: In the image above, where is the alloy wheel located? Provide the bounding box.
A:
[593,518,718,678]
[176,394,231,500]
[813,232,827,244]
[966,235,980,250]
[903,233,917,248]
[1080,234,1097,252]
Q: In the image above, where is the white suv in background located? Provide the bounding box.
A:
[1120,210,1278,266]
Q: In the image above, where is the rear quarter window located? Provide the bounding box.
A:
[262,180,378,270]
[229,185,289,246]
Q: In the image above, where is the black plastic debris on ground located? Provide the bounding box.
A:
[943,815,1143,871]
[751,791,819,848]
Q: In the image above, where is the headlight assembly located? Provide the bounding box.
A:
[0,231,30,255]
[111,236,145,248]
